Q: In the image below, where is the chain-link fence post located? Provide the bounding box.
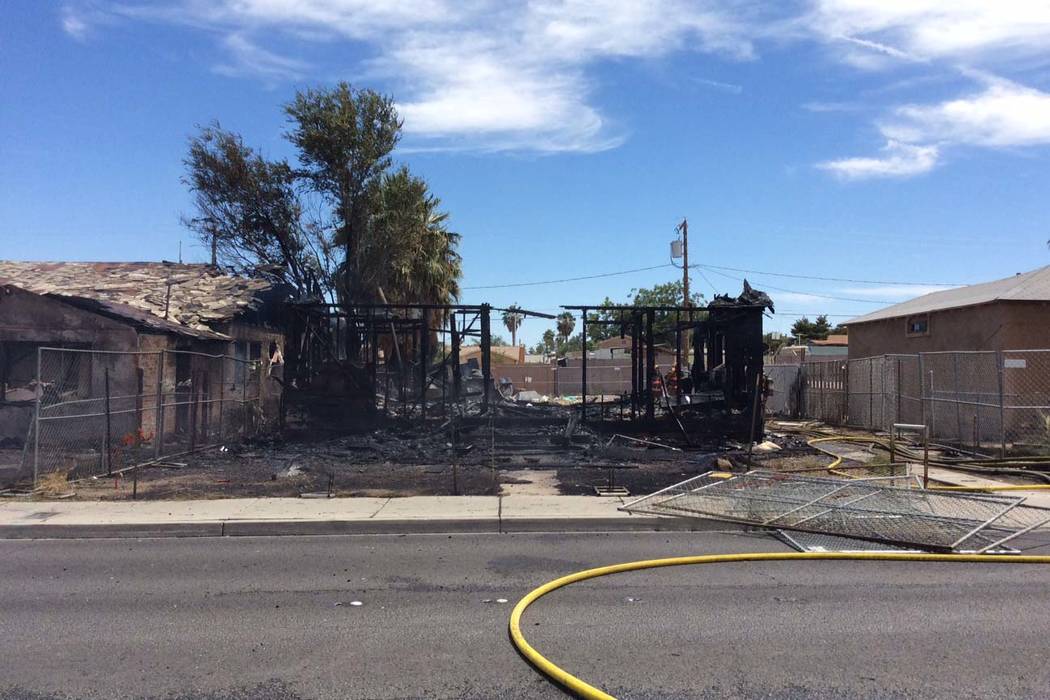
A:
[104,367,112,477]
[153,350,164,460]
[218,355,225,441]
[33,346,41,486]
[996,349,1006,457]
[868,359,874,430]
[880,357,887,432]
[952,352,965,447]
[895,355,901,428]
[242,366,248,438]
[918,353,927,434]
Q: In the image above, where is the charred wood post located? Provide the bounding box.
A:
[450,313,461,403]
[645,308,656,420]
[369,309,378,414]
[630,312,640,419]
[580,308,588,418]
[480,304,491,412]
[420,308,431,420]
[692,316,704,377]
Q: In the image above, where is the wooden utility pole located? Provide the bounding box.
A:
[679,217,690,306]
[675,217,692,393]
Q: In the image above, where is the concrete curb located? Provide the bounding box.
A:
[0,516,747,539]
[0,523,224,539]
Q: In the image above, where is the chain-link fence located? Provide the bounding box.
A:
[767,349,1050,455]
[1001,350,1050,454]
[24,348,269,485]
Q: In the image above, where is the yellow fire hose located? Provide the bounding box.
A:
[806,436,1050,491]
[508,551,1050,700]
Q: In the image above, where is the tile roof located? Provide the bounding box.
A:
[847,266,1050,325]
[0,261,272,334]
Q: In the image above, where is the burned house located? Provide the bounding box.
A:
[276,283,771,441]
[0,261,285,454]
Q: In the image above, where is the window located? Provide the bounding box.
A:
[906,315,929,336]
[1,341,91,403]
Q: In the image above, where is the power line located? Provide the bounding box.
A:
[696,269,721,296]
[700,267,894,304]
[692,262,960,287]
[777,311,858,318]
[462,258,954,299]
[462,264,673,290]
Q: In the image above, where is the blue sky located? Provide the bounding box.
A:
[4,1,1050,346]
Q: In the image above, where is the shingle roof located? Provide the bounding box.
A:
[847,266,1050,325]
[0,261,272,334]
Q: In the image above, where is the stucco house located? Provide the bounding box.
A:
[846,266,1050,360]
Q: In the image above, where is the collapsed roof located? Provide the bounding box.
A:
[0,261,274,336]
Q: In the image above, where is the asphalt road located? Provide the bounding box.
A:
[2,531,1049,699]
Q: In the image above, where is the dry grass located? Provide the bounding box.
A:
[36,471,72,497]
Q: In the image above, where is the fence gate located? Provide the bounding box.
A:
[803,361,847,425]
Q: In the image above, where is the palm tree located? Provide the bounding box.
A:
[358,166,462,315]
[556,312,575,351]
[502,305,523,347]
[542,329,555,355]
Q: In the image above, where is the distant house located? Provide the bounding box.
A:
[458,344,525,366]
[846,266,1050,359]
[0,261,286,446]
[807,335,849,360]
[567,337,677,366]
[770,335,848,364]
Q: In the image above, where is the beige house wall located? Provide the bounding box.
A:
[848,302,1050,360]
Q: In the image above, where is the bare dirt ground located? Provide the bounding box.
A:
[9,406,839,502]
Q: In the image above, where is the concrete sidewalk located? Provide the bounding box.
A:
[0,495,726,539]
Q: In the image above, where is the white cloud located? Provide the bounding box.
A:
[64,0,1050,161]
[891,79,1050,148]
[818,140,939,179]
[820,78,1050,180]
[692,77,744,94]
[375,33,620,152]
[213,34,309,82]
[808,1,1050,62]
[97,0,758,153]
[523,0,756,61]
[61,6,91,40]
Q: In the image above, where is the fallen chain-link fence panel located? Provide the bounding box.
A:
[775,529,1021,554]
[621,469,1050,553]
[776,530,922,553]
